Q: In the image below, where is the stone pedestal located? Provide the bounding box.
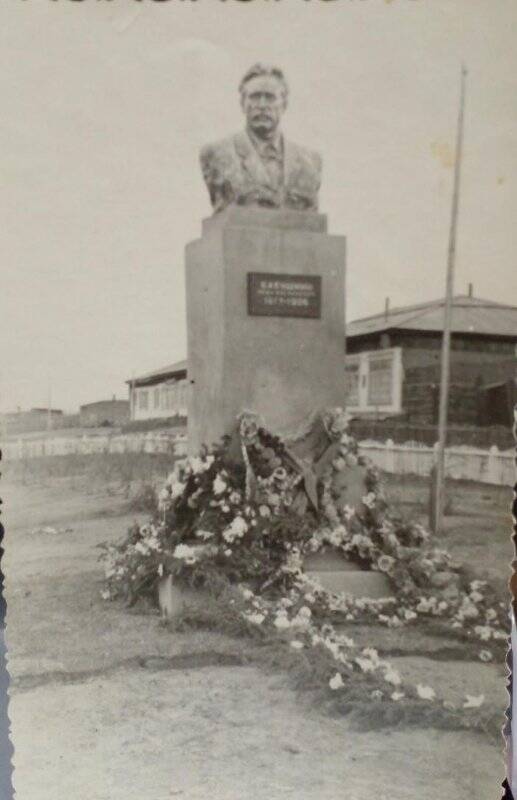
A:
[304,550,394,600]
[185,206,346,454]
[158,575,208,619]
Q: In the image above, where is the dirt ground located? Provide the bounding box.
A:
[2,476,512,800]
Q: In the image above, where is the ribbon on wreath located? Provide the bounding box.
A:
[236,408,350,514]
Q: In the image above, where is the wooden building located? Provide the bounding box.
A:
[127,294,517,429]
[79,398,130,428]
[345,293,517,426]
[128,360,189,422]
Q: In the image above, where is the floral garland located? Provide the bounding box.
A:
[100,408,509,723]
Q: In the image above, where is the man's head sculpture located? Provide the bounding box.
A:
[238,63,289,142]
[200,64,322,213]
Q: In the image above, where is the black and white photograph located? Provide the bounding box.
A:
[1,1,517,798]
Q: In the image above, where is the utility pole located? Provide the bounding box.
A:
[432,65,468,534]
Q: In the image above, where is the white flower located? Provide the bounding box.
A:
[377,555,396,574]
[416,597,435,614]
[362,648,380,664]
[384,667,402,686]
[416,684,435,701]
[485,608,497,621]
[188,456,205,475]
[196,529,214,541]
[459,597,479,619]
[342,505,355,521]
[240,588,254,600]
[391,691,405,701]
[290,640,304,650]
[274,613,291,630]
[371,689,383,700]
[258,504,271,518]
[478,649,493,662]
[355,657,376,674]
[328,525,347,546]
[100,589,111,600]
[470,590,484,604]
[298,606,312,619]
[230,516,248,536]
[463,694,485,709]
[329,672,344,690]
[213,475,227,495]
[245,612,265,626]
[272,467,288,482]
[474,625,492,641]
[362,492,376,510]
[324,639,340,658]
[222,515,248,543]
[173,544,197,561]
[403,609,417,621]
[224,548,232,557]
[170,481,185,500]
[229,490,242,504]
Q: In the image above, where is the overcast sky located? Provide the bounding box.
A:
[2,0,517,413]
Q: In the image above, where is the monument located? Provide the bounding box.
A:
[185,63,347,454]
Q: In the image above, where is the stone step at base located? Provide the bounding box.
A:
[158,575,208,619]
[305,569,394,599]
[158,568,395,619]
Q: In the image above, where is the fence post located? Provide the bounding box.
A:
[384,439,395,473]
[487,444,499,485]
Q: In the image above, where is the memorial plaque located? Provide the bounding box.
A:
[247,272,322,319]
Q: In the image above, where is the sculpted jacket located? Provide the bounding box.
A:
[200,131,322,213]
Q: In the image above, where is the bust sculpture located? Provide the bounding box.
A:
[200,64,322,213]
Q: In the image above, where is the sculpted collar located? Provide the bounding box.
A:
[246,128,284,163]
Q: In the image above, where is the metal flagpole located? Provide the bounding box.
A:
[433,64,468,534]
[47,378,52,431]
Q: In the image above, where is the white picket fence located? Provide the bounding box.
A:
[2,432,515,486]
[1,432,188,461]
[359,439,516,486]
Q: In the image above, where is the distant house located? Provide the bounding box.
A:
[345,293,517,425]
[0,408,64,435]
[79,398,130,428]
[127,360,189,422]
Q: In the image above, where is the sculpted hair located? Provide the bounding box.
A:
[239,64,289,100]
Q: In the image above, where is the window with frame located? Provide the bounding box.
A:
[367,357,393,406]
[138,390,149,410]
[345,363,360,405]
[165,386,174,411]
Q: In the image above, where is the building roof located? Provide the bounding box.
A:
[80,399,129,411]
[346,295,517,340]
[129,359,188,387]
